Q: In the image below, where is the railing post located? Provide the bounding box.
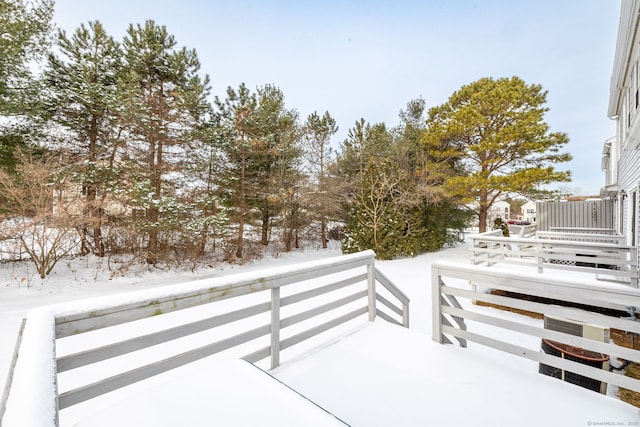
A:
[270,287,280,369]
[536,242,544,274]
[402,303,410,328]
[431,265,443,343]
[367,257,376,322]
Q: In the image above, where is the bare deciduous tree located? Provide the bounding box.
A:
[0,150,80,278]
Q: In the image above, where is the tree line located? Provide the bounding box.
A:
[0,1,572,277]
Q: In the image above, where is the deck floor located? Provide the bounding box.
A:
[271,322,639,426]
[67,321,639,426]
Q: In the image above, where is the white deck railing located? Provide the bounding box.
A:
[537,230,627,245]
[1,250,409,427]
[470,232,639,287]
[508,224,536,238]
[549,227,618,235]
[432,260,640,394]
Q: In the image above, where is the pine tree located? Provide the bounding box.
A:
[120,20,211,264]
[46,21,123,256]
[214,83,258,259]
[423,76,571,232]
[251,85,300,246]
[0,0,54,170]
[302,111,338,249]
[214,84,300,257]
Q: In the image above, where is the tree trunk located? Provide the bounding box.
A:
[199,224,208,257]
[236,218,244,258]
[86,114,104,256]
[87,185,104,257]
[261,209,269,245]
[147,136,161,265]
[321,217,328,249]
[478,205,488,233]
[93,221,104,257]
[79,226,90,256]
[236,149,247,259]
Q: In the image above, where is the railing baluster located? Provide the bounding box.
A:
[270,287,281,369]
[367,261,376,322]
[431,268,444,344]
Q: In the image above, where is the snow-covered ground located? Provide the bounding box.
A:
[1,241,638,425]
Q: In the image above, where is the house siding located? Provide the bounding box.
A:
[607,0,640,248]
[618,149,640,191]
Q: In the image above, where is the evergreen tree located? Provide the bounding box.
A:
[213,83,258,259]
[423,76,571,232]
[0,0,54,170]
[214,84,300,257]
[120,20,211,264]
[340,102,471,259]
[251,85,300,246]
[392,99,470,253]
[339,120,398,258]
[46,21,123,256]
[302,111,338,249]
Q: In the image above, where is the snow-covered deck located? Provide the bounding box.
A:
[2,245,640,426]
[67,322,638,426]
[72,358,347,426]
[273,322,639,426]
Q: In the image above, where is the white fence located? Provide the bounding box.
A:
[1,250,409,426]
[536,200,614,231]
[470,232,639,287]
[432,260,640,394]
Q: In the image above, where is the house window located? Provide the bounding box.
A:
[622,93,629,135]
[633,63,639,110]
[629,87,634,125]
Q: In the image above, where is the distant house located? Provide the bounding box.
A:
[606,0,640,246]
[465,200,510,230]
[488,200,510,227]
[521,200,536,223]
[52,179,129,218]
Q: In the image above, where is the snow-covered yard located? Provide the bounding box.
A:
[1,242,639,425]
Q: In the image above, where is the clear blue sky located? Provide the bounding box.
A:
[52,1,620,196]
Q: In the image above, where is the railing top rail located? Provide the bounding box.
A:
[432,260,640,303]
[549,227,617,234]
[536,231,624,238]
[470,230,504,237]
[53,250,376,337]
[470,234,634,250]
[535,232,625,245]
